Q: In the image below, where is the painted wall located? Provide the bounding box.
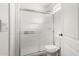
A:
[0,3,9,56]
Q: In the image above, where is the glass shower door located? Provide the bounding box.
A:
[20,9,53,56]
[20,11,40,56]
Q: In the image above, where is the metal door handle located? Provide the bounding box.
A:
[59,33,63,36]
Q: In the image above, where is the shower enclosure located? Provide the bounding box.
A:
[15,3,54,56]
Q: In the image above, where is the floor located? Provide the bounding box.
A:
[24,50,60,56]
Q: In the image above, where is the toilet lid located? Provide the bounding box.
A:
[44,45,60,53]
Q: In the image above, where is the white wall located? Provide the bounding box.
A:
[0,3,9,56]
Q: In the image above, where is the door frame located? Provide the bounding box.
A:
[53,3,64,56]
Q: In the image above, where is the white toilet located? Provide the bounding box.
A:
[44,45,60,56]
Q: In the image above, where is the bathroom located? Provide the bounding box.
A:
[0,3,79,56]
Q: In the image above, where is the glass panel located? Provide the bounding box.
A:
[20,10,53,56]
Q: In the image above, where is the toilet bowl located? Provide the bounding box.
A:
[44,45,60,56]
